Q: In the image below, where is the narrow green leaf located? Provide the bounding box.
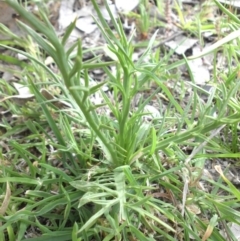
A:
[72,223,81,241]
[61,19,77,46]
[0,178,41,185]
[78,199,119,233]
[69,41,82,78]
[150,127,157,155]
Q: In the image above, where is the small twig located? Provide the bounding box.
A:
[138,30,184,58]
[152,30,184,51]
[165,0,172,25]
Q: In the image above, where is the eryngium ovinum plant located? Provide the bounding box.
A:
[1,0,240,240]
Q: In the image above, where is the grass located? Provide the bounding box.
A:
[1,0,240,240]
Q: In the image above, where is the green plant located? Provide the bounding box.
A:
[1,0,240,240]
